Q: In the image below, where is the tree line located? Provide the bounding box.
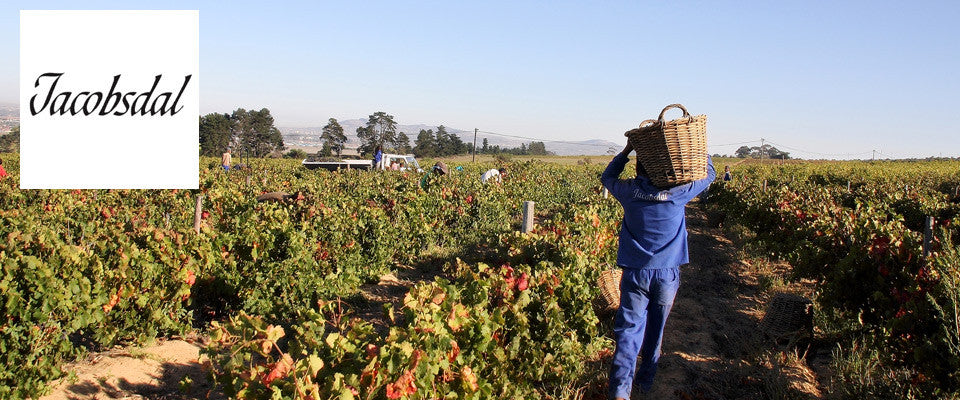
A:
[320,111,553,158]
[734,144,790,159]
[477,138,551,156]
[199,108,553,160]
[199,108,285,157]
[316,112,468,158]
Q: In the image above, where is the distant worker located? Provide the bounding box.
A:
[420,161,449,189]
[0,159,7,180]
[221,149,232,171]
[390,160,400,171]
[481,167,506,184]
[373,146,384,170]
[602,140,715,399]
[723,165,732,181]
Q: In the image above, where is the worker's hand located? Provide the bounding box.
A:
[622,141,634,154]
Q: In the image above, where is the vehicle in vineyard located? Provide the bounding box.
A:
[300,153,423,172]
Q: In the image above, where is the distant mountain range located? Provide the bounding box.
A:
[280,119,619,156]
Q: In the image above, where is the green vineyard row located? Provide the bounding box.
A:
[710,160,960,396]
[0,155,622,399]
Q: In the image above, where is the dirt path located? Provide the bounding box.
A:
[40,336,221,400]
[635,203,823,399]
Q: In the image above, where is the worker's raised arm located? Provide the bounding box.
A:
[601,143,633,200]
[686,154,716,198]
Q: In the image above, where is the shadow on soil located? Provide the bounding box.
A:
[58,359,224,400]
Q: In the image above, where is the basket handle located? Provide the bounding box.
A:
[658,104,692,123]
[623,120,658,138]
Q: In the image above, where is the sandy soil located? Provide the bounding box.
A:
[40,336,221,400]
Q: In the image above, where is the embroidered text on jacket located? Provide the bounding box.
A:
[633,189,669,201]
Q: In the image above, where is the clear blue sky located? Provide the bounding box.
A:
[3,1,959,159]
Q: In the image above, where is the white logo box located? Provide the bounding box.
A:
[20,10,199,189]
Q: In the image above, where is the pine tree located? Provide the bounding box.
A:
[321,118,347,157]
[414,129,436,157]
[357,111,398,155]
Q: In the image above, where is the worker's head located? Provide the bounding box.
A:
[498,167,507,176]
[434,161,449,176]
[635,159,648,178]
[725,165,730,172]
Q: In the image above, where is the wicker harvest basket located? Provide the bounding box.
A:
[625,104,708,188]
[595,269,623,313]
[760,293,813,342]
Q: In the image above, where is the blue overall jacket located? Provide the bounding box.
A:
[600,153,715,270]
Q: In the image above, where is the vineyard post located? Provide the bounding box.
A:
[522,201,535,233]
[923,216,935,259]
[602,187,609,199]
[246,174,251,186]
[164,212,170,229]
[955,185,959,198]
[193,195,204,234]
[763,179,767,192]
[847,181,851,192]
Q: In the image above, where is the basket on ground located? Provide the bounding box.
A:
[625,104,708,188]
[760,292,813,343]
[595,269,623,313]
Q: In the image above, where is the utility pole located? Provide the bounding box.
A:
[760,138,765,163]
[872,149,876,161]
[472,128,478,163]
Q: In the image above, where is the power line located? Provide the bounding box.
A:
[478,131,757,149]
[708,137,877,159]
[876,151,895,159]
[476,130,612,148]
[764,140,873,157]
[709,140,762,147]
